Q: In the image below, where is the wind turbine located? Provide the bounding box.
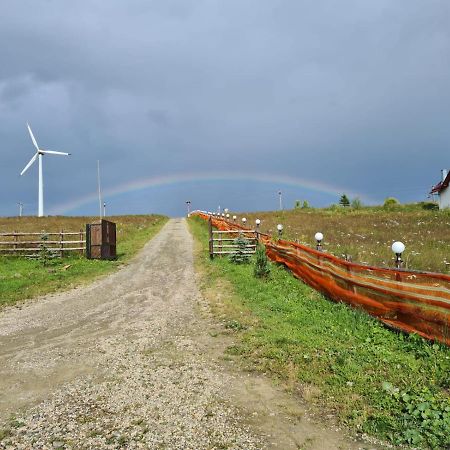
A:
[20,123,70,217]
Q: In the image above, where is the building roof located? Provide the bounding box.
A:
[430,171,450,194]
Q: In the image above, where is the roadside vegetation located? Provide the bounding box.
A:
[240,203,450,273]
[189,216,450,449]
[0,215,167,307]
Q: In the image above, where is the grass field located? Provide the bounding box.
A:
[0,215,167,307]
[189,216,450,449]
[237,205,450,274]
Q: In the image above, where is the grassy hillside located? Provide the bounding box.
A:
[189,216,450,449]
[0,215,167,307]
[238,206,450,273]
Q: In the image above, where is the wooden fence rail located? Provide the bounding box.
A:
[0,230,86,257]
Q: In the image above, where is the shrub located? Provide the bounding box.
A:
[294,200,301,209]
[254,244,271,278]
[38,233,52,266]
[229,234,251,264]
[302,200,310,209]
[383,197,400,208]
[351,198,363,209]
[419,201,439,211]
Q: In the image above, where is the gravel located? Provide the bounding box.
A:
[0,219,384,449]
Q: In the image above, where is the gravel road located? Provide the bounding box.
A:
[0,219,380,449]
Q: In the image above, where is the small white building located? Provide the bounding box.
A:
[430,169,450,209]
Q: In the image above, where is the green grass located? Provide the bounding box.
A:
[0,215,167,307]
[189,216,450,449]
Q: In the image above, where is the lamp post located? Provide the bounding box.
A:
[226,213,230,220]
[277,223,283,238]
[278,190,283,211]
[233,215,237,222]
[392,241,405,269]
[242,217,247,226]
[315,232,323,251]
[255,219,261,231]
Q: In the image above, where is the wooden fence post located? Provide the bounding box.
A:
[60,229,64,258]
[80,229,84,255]
[208,217,214,259]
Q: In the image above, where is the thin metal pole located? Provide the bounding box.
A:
[103,202,106,217]
[278,191,283,211]
[97,160,102,220]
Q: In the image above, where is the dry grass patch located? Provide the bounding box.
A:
[241,206,450,273]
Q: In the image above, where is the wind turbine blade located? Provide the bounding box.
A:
[20,153,38,176]
[26,123,39,150]
[40,150,71,156]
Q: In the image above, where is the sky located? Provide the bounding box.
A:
[0,0,449,217]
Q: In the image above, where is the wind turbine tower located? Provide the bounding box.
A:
[20,123,70,217]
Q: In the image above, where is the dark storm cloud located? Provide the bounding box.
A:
[0,0,449,216]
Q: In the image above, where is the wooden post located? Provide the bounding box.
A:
[208,217,214,259]
[60,229,64,258]
[80,229,84,255]
[13,231,18,252]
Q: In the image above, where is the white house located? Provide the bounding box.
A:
[430,169,450,209]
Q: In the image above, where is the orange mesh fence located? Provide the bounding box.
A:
[194,212,450,346]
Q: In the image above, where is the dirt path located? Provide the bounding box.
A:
[0,219,380,449]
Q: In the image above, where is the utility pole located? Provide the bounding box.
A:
[18,202,23,217]
[97,160,102,220]
[278,190,283,211]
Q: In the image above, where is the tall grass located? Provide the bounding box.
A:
[0,215,167,307]
[189,216,450,448]
[239,206,450,273]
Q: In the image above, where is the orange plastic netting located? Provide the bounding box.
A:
[195,212,450,346]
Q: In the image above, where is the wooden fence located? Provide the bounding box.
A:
[208,218,257,258]
[194,211,450,346]
[0,230,86,257]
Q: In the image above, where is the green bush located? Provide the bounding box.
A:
[253,244,270,278]
[383,197,400,208]
[229,235,251,264]
[351,198,363,209]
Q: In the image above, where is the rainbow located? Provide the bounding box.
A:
[49,171,377,215]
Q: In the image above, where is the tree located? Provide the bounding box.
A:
[229,234,251,264]
[294,200,301,209]
[339,194,350,207]
[302,200,310,209]
[254,244,270,278]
